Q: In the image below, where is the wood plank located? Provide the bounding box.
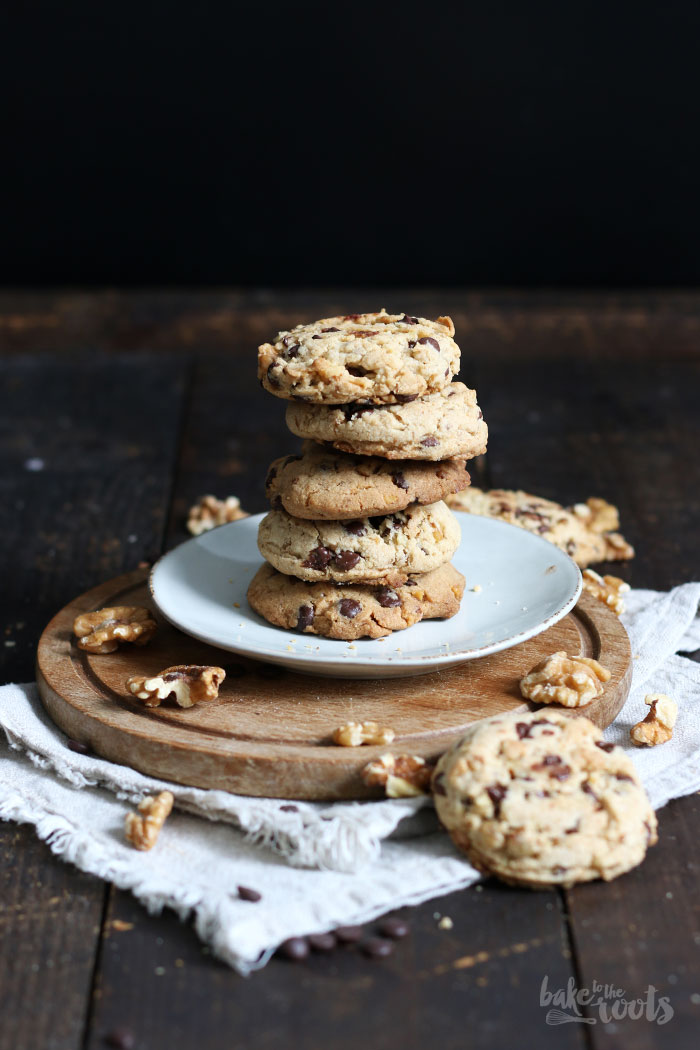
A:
[84,344,586,1048]
[476,352,700,1045]
[86,873,586,1050]
[0,351,189,1050]
[3,290,700,362]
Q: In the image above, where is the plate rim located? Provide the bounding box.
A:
[149,513,582,673]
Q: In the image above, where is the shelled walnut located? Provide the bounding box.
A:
[361,753,434,797]
[332,721,396,747]
[73,606,157,654]
[520,651,611,708]
[126,664,226,708]
[187,495,248,536]
[582,569,630,616]
[124,791,174,851]
[630,694,678,747]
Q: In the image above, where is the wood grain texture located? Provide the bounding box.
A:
[2,294,700,1050]
[36,572,631,799]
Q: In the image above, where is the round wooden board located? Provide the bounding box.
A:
[36,569,632,800]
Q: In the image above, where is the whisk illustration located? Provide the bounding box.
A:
[545,1008,596,1025]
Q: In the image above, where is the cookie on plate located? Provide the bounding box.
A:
[286,382,487,461]
[248,562,465,640]
[258,310,460,404]
[257,501,461,586]
[266,443,470,520]
[433,711,657,889]
[446,488,634,567]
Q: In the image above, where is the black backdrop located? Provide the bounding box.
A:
[4,1,700,286]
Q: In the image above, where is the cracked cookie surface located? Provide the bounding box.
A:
[247,562,465,640]
[257,501,460,585]
[446,487,634,567]
[286,382,487,460]
[259,310,460,404]
[433,711,657,888]
[266,442,470,520]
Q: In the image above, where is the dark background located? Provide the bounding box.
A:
[4,1,700,287]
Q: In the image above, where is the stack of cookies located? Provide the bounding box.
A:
[248,310,488,640]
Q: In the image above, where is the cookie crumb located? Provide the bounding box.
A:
[438,916,454,930]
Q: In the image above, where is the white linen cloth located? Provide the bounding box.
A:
[1,583,699,974]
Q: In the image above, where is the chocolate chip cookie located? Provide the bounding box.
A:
[247,562,466,640]
[286,382,487,461]
[266,442,470,520]
[257,501,461,585]
[433,711,657,889]
[259,310,460,404]
[446,488,634,567]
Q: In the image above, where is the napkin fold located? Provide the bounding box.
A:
[1,582,699,974]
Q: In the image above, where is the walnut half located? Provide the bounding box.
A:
[187,495,248,536]
[361,753,434,797]
[520,651,611,708]
[125,791,174,851]
[126,664,226,708]
[582,569,630,616]
[333,721,396,747]
[73,606,157,654]
[630,694,678,747]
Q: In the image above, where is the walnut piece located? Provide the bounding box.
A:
[333,721,396,747]
[361,753,434,797]
[520,650,611,708]
[73,606,157,654]
[126,664,226,708]
[582,569,630,616]
[187,495,248,536]
[630,694,678,747]
[124,791,174,851]
[571,497,620,534]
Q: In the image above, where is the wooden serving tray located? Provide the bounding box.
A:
[36,569,632,800]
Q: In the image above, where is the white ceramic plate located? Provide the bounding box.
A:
[149,512,581,679]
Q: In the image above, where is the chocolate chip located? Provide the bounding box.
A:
[368,515,385,529]
[297,605,314,630]
[343,314,362,321]
[312,334,322,339]
[238,885,262,902]
[279,804,298,813]
[105,1029,136,1050]
[395,393,418,403]
[308,932,337,951]
[486,783,508,815]
[375,586,400,608]
[421,436,439,447]
[281,334,295,347]
[565,540,577,556]
[321,326,340,332]
[362,937,395,958]
[279,937,310,960]
[391,472,409,490]
[341,403,373,421]
[347,366,367,377]
[433,772,447,796]
[552,865,568,875]
[582,780,601,803]
[335,924,364,943]
[302,546,333,570]
[349,329,378,337]
[283,344,301,359]
[407,339,416,349]
[615,773,634,782]
[344,520,366,536]
[67,739,90,755]
[338,598,361,618]
[377,917,410,939]
[477,408,483,418]
[333,550,361,571]
[418,336,440,351]
[565,822,580,834]
[400,314,419,324]
[266,364,280,388]
[533,754,571,780]
[516,718,555,739]
[272,494,284,510]
[596,741,616,753]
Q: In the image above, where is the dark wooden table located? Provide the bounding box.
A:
[1,290,699,1050]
